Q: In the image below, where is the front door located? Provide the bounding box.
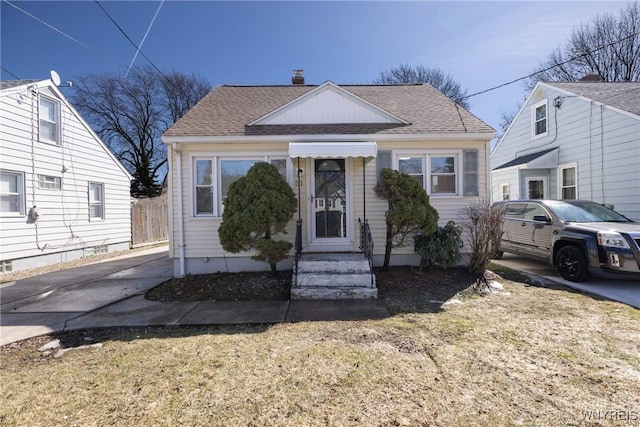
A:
[309,158,352,250]
[526,176,548,199]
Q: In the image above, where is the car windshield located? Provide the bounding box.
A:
[546,201,632,223]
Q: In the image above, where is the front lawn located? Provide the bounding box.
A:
[1,272,639,426]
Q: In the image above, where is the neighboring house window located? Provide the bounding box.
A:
[559,164,577,200]
[89,182,104,220]
[0,171,25,215]
[192,156,289,217]
[532,100,548,138]
[395,152,461,196]
[39,96,60,144]
[38,175,62,190]
[501,183,510,201]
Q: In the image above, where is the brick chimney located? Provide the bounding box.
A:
[579,72,603,82]
[292,69,305,85]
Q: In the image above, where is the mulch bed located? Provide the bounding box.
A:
[145,266,478,315]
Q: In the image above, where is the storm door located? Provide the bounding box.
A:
[311,159,349,244]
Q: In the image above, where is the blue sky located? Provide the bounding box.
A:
[1,1,627,137]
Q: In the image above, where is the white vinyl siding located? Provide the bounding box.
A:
[39,95,60,144]
[0,171,25,215]
[532,99,548,138]
[0,82,131,268]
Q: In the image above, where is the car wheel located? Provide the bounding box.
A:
[493,251,504,260]
[556,246,589,282]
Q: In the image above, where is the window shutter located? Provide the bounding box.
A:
[377,150,391,184]
[463,149,479,196]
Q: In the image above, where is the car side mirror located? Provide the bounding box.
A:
[532,215,550,223]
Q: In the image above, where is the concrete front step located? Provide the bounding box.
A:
[297,260,371,274]
[291,286,378,300]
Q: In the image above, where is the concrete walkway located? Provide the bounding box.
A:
[0,247,389,346]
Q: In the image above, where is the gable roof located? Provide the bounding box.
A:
[1,79,132,180]
[164,83,494,138]
[544,81,640,117]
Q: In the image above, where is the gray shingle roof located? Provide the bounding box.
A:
[164,84,495,137]
[546,82,640,116]
[0,80,39,90]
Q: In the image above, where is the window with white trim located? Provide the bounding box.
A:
[88,182,104,220]
[395,152,462,196]
[559,164,577,200]
[0,171,25,215]
[39,95,60,144]
[501,183,510,201]
[192,156,289,217]
[532,100,548,138]
[38,175,62,190]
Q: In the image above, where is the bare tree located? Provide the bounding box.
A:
[527,2,640,89]
[72,65,211,197]
[373,64,470,109]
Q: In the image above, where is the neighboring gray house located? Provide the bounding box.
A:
[0,78,132,273]
[491,81,640,221]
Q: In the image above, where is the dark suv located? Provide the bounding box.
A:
[493,200,640,282]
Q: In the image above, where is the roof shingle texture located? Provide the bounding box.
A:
[0,80,39,90]
[546,82,640,116]
[164,84,495,137]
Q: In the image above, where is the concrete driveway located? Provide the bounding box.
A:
[492,253,640,309]
[0,246,173,346]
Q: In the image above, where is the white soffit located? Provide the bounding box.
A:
[250,82,408,126]
[289,142,377,158]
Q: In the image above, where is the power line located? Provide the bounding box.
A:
[126,0,165,77]
[463,29,640,100]
[2,0,128,69]
[1,66,21,80]
[94,0,167,79]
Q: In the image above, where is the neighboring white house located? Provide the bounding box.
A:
[162,72,495,277]
[0,78,132,273]
[491,80,640,222]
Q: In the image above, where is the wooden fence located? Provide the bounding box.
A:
[131,194,168,246]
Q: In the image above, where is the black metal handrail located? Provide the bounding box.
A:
[359,218,374,269]
[294,219,302,288]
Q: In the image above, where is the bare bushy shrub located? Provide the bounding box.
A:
[462,200,504,289]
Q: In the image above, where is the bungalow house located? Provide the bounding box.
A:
[491,80,640,221]
[162,71,495,296]
[0,77,132,273]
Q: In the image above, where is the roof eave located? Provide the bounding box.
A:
[163,131,496,144]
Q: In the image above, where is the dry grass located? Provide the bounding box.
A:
[2,279,639,426]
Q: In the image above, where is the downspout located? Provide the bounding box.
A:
[173,143,186,278]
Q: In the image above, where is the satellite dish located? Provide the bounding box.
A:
[50,70,61,86]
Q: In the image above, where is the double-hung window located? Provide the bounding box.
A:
[39,95,60,144]
[559,164,577,200]
[395,152,462,196]
[532,100,548,138]
[89,182,104,220]
[0,171,25,215]
[192,155,289,217]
